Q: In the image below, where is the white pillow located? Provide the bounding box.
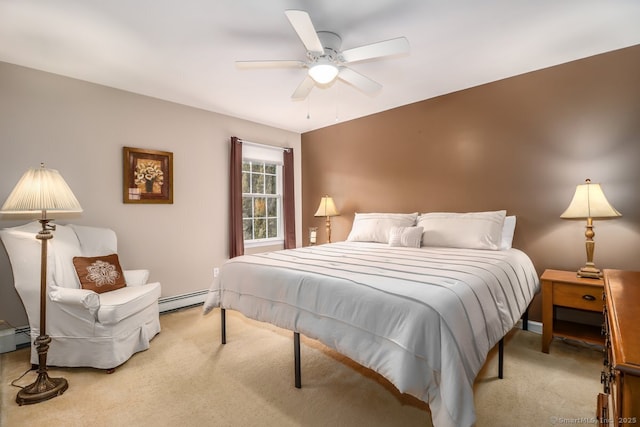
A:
[500,216,516,250]
[417,210,506,250]
[347,212,418,243]
[388,226,424,248]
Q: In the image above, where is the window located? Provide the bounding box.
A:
[242,159,282,245]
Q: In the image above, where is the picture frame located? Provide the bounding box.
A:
[123,147,173,204]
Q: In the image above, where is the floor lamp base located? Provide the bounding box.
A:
[16,371,68,405]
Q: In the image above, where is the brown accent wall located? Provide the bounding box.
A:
[302,45,640,322]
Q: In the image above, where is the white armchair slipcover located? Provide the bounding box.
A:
[0,221,161,369]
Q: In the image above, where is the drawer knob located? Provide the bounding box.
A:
[582,294,596,301]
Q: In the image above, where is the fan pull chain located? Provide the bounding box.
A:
[335,86,340,122]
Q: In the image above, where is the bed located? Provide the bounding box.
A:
[203,211,540,427]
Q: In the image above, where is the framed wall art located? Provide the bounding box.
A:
[123,147,173,204]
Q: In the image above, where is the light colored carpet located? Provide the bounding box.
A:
[1,306,603,427]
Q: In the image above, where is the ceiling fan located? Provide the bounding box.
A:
[236,10,410,101]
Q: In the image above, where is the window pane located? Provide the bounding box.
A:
[242,172,250,193]
[265,175,277,194]
[241,158,282,243]
[252,173,264,194]
[268,218,278,238]
[243,219,253,240]
[254,219,266,239]
[267,198,277,217]
[242,197,253,218]
[254,197,266,217]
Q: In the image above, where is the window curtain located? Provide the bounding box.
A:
[229,137,296,256]
[283,148,296,249]
[229,137,244,258]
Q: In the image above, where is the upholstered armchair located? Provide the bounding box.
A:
[0,221,161,370]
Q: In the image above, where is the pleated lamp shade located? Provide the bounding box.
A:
[1,164,83,214]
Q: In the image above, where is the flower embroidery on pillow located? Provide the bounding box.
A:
[73,254,126,293]
[85,260,121,286]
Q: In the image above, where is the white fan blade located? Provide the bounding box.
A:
[341,37,409,63]
[285,10,324,54]
[291,75,315,100]
[236,60,306,69]
[338,67,382,94]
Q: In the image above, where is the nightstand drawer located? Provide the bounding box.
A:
[552,282,603,312]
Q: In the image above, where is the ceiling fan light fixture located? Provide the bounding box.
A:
[308,62,339,84]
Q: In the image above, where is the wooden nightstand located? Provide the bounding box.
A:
[541,269,605,353]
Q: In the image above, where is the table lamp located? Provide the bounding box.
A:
[560,179,621,279]
[314,196,339,243]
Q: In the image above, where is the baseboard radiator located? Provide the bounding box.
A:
[158,289,208,313]
[12,326,31,350]
[3,289,209,353]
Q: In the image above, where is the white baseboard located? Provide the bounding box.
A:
[518,319,542,334]
[14,326,31,349]
[2,290,209,353]
[0,321,16,353]
[158,289,208,313]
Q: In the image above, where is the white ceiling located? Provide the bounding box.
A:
[1,1,640,134]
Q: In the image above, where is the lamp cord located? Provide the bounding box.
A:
[10,367,32,389]
[2,319,34,389]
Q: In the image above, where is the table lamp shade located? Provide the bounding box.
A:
[314,196,339,217]
[1,165,83,214]
[560,180,620,219]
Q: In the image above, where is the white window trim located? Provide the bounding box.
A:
[242,159,284,244]
[244,236,284,249]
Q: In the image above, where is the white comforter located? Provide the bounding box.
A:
[203,242,539,427]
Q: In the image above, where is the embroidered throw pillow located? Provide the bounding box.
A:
[73,254,126,294]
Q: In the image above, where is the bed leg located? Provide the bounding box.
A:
[522,307,529,331]
[498,338,504,379]
[221,308,226,345]
[294,332,301,389]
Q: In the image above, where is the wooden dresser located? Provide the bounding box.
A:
[598,269,640,426]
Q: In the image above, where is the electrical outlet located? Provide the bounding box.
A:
[213,268,220,278]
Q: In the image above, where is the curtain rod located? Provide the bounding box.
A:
[239,139,291,152]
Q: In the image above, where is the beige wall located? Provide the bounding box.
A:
[302,45,640,321]
[0,62,301,326]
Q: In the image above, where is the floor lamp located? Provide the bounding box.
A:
[560,178,621,279]
[314,195,339,243]
[1,163,82,405]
